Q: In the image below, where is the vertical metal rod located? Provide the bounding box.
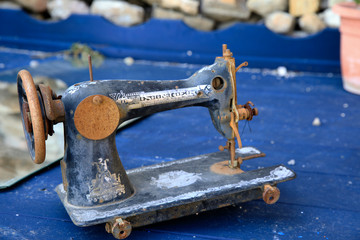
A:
[88,55,93,82]
[222,44,227,56]
[229,138,236,168]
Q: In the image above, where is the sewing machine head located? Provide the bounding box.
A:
[15,44,293,240]
[17,43,259,204]
[18,44,257,166]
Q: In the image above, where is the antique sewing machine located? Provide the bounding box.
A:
[17,45,295,239]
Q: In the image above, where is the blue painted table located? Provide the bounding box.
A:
[0,50,359,240]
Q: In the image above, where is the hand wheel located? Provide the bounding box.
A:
[17,70,46,164]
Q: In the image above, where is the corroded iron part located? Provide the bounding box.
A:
[17,70,65,164]
[217,44,259,170]
[88,55,94,82]
[210,160,244,175]
[17,70,46,164]
[105,218,132,239]
[74,94,121,140]
[262,184,280,204]
[211,152,266,175]
[21,101,32,134]
[38,84,65,124]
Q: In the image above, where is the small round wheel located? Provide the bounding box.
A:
[105,218,132,239]
[17,70,46,164]
[262,185,280,204]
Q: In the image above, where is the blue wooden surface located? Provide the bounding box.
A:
[0,9,340,73]
[0,50,359,240]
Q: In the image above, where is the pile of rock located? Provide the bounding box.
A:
[263,0,344,35]
[0,0,348,34]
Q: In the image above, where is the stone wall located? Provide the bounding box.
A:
[0,0,350,34]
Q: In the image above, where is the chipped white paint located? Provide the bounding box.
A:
[66,85,80,95]
[126,155,207,174]
[58,184,66,194]
[70,166,294,222]
[150,170,202,189]
[65,81,99,95]
[236,147,260,155]
[87,81,98,85]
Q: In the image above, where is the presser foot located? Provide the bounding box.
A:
[211,146,265,175]
[218,140,265,172]
[56,146,295,239]
[210,160,245,175]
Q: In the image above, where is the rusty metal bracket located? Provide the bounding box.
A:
[38,84,65,124]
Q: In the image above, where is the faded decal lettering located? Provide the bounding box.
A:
[109,85,212,109]
[86,158,125,203]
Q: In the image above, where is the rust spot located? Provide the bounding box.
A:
[262,184,280,204]
[39,84,65,123]
[106,218,132,239]
[210,152,265,175]
[74,95,121,140]
[210,160,244,175]
[22,101,32,134]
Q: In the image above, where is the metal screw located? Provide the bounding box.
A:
[93,95,103,105]
[219,145,229,151]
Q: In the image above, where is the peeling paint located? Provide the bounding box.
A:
[66,85,80,95]
[66,81,98,95]
[70,166,294,222]
[236,147,260,155]
[150,170,202,189]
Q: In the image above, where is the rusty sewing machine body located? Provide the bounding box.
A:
[17,45,296,239]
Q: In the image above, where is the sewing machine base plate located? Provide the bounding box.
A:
[56,147,296,227]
